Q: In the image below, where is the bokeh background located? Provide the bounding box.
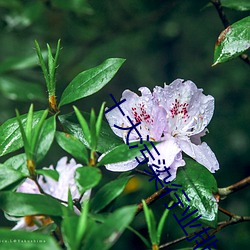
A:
[0,0,249,249]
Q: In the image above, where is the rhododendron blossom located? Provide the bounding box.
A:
[11,157,90,231]
[104,79,219,181]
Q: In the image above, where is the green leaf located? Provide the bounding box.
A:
[83,205,136,250]
[61,201,89,250]
[0,228,60,250]
[213,16,250,65]
[0,76,46,102]
[73,106,91,147]
[96,102,106,140]
[36,169,59,181]
[4,154,28,175]
[89,109,97,150]
[62,215,80,250]
[0,51,47,74]
[142,200,157,245]
[59,112,123,153]
[221,0,250,11]
[157,201,173,244]
[56,131,89,165]
[75,167,102,194]
[30,110,49,158]
[97,141,158,166]
[171,159,218,228]
[35,40,50,90]
[0,192,65,216]
[0,111,44,157]
[91,176,132,213]
[0,164,27,190]
[76,201,89,248]
[59,58,125,106]
[36,116,56,162]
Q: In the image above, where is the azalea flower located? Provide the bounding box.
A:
[104,79,219,181]
[11,157,90,231]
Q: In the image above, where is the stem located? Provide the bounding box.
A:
[218,176,250,199]
[210,0,250,66]
[159,214,250,249]
[136,187,167,215]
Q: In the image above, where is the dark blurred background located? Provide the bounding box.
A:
[0,0,249,249]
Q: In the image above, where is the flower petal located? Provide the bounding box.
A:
[104,158,142,172]
[16,178,40,194]
[39,157,82,201]
[153,79,214,136]
[105,88,167,141]
[178,139,219,173]
[149,138,185,181]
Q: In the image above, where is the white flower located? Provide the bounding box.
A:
[104,79,219,181]
[12,157,90,231]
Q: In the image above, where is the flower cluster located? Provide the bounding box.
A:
[11,157,89,231]
[104,79,219,181]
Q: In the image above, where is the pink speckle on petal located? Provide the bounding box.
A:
[131,103,153,124]
[170,99,190,121]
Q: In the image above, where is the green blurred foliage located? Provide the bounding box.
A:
[0,0,249,249]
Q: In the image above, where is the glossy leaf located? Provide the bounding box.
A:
[91,176,132,213]
[213,16,250,65]
[171,159,218,228]
[0,228,60,250]
[221,0,250,11]
[36,116,56,162]
[0,192,65,216]
[56,131,89,165]
[59,58,125,106]
[36,169,59,181]
[4,153,28,175]
[97,141,157,166]
[0,111,44,157]
[0,76,46,102]
[75,167,102,194]
[59,112,123,153]
[83,205,137,250]
[0,164,27,190]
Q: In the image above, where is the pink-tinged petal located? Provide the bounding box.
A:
[153,79,214,136]
[105,88,167,142]
[104,158,141,172]
[16,178,40,194]
[178,139,219,173]
[39,157,82,201]
[149,138,185,182]
[190,128,208,145]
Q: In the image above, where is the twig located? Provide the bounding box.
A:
[209,215,250,237]
[159,213,250,249]
[136,187,167,215]
[218,206,235,218]
[211,0,250,66]
[218,176,250,199]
